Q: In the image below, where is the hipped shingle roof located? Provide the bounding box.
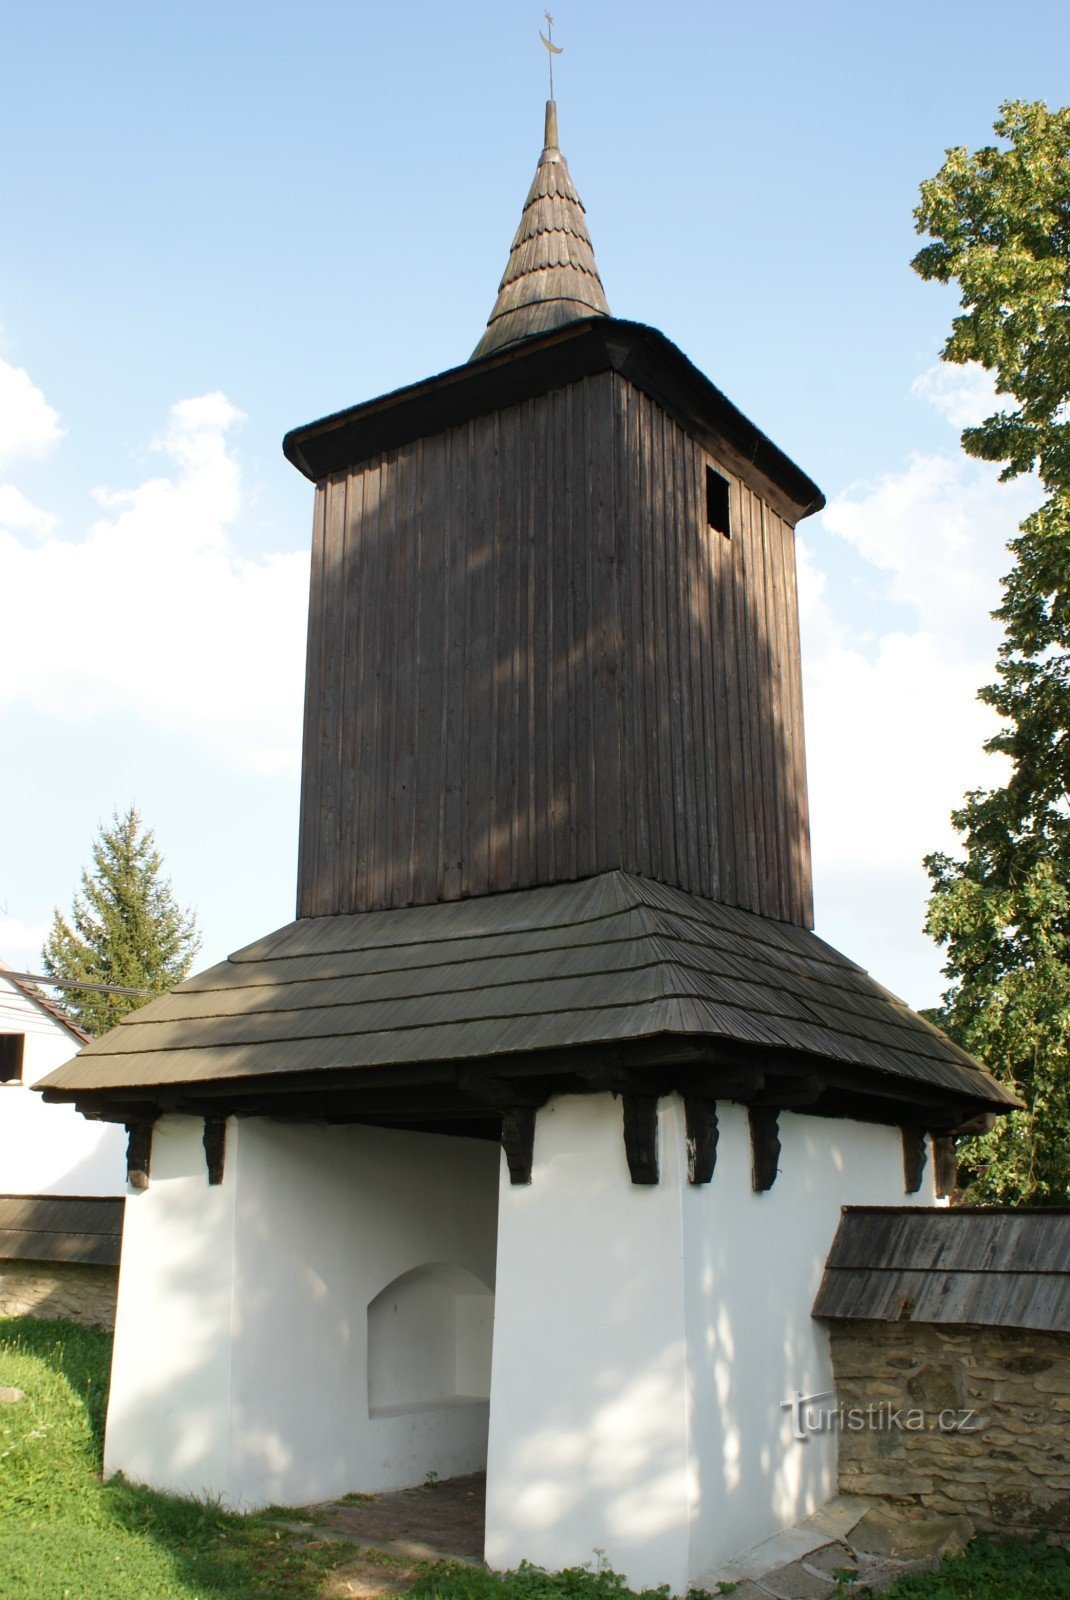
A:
[38,872,1015,1114]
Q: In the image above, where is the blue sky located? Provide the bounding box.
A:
[1,0,1066,1008]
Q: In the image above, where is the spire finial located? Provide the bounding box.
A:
[539,11,562,100]
[471,21,609,363]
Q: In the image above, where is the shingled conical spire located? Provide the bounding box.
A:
[471,100,610,361]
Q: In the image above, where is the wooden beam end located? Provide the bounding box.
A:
[748,1105,780,1192]
[622,1094,659,1185]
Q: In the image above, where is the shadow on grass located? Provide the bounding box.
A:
[0,1314,111,1456]
[1,1316,354,1600]
[105,1475,354,1599]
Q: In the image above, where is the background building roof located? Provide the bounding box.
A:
[0,962,90,1045]
[814,1205,1070,1334]
[0,1194,124,1267]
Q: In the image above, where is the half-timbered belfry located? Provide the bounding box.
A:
[41,94,1016,1591]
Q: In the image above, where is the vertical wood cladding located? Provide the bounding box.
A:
[297,372,813,925]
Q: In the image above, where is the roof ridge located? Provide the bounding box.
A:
[0,959,91,1044]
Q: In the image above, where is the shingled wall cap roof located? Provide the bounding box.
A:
[471,99,610,362]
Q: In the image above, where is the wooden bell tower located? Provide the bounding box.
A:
[42,86,1019,1595]
[289,100,823,930]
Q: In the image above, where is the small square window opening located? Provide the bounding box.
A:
[706,466,731,537]
[0,1033,25,1084]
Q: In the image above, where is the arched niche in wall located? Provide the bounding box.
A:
[367,1262,494,1417]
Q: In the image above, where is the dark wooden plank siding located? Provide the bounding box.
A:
[295,483,328,914]
[296,371,813,924]
[784,523,814,926]
[338,467,365,912]
[439,431,468,901]
[590,375,621,875]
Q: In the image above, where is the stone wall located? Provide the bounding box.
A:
[0,1260,118,1330]
[828,1319,1070,1541]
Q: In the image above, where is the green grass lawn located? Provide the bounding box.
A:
[2,1315,1067,1600]
[0,1316,353,1599]
[873,1536,1070,1599]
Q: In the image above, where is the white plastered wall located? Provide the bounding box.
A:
[486,1094,936,1593]
[486,1095,692,1589]
[105,1116,500,1508]
[0,974,125,1196]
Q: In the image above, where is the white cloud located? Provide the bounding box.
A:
[820,451,1036,654]
[0,390,309,775]
[0,482,55,537]
[0,916,50,975]
[800,580,1005,875]
[800,374,1040,1008]
[0,352,65,467]
[911,361,1002,430]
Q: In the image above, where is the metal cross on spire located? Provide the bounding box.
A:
[539,11,563,99]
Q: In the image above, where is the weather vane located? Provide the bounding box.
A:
[539,11,563,100]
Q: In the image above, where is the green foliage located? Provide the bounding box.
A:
[913,102,1070,1204]
[408,1555,678,1600]
[42,806,200,1035]
[404,1541,1070,1600]
[913,101,1070,492]
[883,1534,1070,1598]
[0,1316,353,1599]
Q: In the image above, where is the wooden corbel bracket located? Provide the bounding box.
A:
[683,1096,719,1185]
[456,1068,548,1186]
[124,1116,158,1191]
[203,1116,227,1186]
[930,1132,959,1199]
[621,1093,659,1185]
[900,1125,928,1195]
[748,1105,781,1192]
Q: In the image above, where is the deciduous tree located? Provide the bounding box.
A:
[914,100,1070,1203]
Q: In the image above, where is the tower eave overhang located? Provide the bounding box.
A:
[35,872,1017,1134]
[283,318,826,525]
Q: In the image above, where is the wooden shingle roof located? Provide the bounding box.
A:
[471,100,609,361]
[283,318,824,520]
[0,961,90,1044]
[37,872,1014,1121]
[0,1194,124,1267]
[814,1206,1070,1333]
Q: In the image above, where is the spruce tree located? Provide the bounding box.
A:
[43,807,201,1036]
[913,101,1070,1203]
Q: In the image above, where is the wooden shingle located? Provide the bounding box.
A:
[813,1206,1070,1333]
[471,100,610,360]
[0,1194,124,1267]
[38,872,1016,1120]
